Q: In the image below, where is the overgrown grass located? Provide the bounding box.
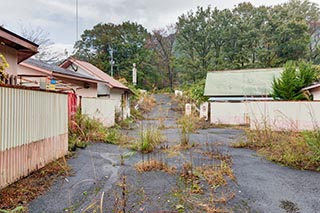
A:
[177,114,200,146]
[131,125,163,153]
[138,93,156,113]
[233,128,320,171]
[69,111,121,151]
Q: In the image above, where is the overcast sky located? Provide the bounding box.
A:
[1,0,319,54]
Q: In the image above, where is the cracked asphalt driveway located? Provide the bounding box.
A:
[28,94,320,212]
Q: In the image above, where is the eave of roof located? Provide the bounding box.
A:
[302,83,320,91]
[0,26,39,63]
[209,97,274,102]
[61,57,131,92]
[20,59,107,84]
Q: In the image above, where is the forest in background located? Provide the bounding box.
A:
[72,0,320,90]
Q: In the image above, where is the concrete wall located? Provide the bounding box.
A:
[210,101,320,131]
[81,97,116,127]
[210,102,249,125]
[249,101,320,131]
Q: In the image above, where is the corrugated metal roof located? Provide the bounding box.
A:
[204,68,283,96]
[23,58,104,83]
[61,58,130,91]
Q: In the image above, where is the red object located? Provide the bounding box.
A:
[68,93,77,124]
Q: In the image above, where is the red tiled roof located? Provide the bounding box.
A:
[61,58,129,91]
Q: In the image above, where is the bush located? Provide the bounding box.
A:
[272,61,319,100]
[138,93,156,112]
[180,79,208,105]
[0,54,9,83]
[68,111,121,151]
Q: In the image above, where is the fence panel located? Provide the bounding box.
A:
[81,97,116,127]
[0,86,68,189]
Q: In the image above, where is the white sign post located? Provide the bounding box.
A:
[132,63,137,86]
[185,103,192,116]
[200,102,209,120]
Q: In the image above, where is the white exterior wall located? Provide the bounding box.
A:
[98,83,110,96]
[75,83,97,98]
[81,97,116,127]
[210,102,249,125]
[110,88,123,113]
[311,88,320,101]
[210,101,320,131]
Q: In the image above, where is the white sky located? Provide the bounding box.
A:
[1,0,319,54]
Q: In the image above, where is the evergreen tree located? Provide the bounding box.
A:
[272,61,318,100]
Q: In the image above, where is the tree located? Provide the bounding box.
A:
[148,25,176,90]
[176,6,214,82]
[0,53,9,82]
[21,26,66,64]
[272,61,318,100]
[74,22,154,89]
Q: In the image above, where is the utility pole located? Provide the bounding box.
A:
[109,47,114,77]
[76,0,79,42]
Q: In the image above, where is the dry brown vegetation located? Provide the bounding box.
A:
[138,93,156,113]
[0,157,71,211]
[135,160,176,174]
[233,128,320,171]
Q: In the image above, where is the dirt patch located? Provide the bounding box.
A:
[0,156,71,211]
[279,200,300,213]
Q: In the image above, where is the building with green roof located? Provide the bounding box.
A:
[204,68,283,102]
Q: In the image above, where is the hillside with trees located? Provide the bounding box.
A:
[73,0,320,90]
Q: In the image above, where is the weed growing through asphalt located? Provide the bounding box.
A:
[135,160,176,174]
[169,137,237,212]
[138,93,156,113]
[131,124,163,153]
[177,114,200,146]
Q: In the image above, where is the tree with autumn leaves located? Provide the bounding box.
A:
[73,0,320,90]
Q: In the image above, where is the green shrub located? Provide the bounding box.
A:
[68,111,121,151]
[180,79,208,105]
[272,61,319,100]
